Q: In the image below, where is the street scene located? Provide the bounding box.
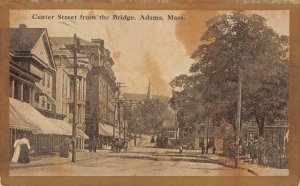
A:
[9,10,289,176]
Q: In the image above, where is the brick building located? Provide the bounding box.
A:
[80,39,118,140]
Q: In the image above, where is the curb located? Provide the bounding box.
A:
[204,156,260,176]
[10,154,100,170]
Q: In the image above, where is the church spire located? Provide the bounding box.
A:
[146,80,151,100]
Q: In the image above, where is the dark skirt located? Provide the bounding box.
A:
[18,144,30,164]
[59,144,69,158]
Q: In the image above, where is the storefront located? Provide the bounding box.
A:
[98,123,119,149]
[9,98,88,157]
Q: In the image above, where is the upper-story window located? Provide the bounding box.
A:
[86,78,91,91]
[86,101,90,114]
[43,71,46,86]
[47,73,51,88]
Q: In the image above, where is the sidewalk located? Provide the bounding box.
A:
[204,153,289,176]
[9,150,110,170]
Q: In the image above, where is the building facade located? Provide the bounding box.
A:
[50,37,92,149]
[9,25,64,156]
[80,39,118,140]
[10,25,56,117]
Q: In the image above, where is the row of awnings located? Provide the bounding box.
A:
[99,123,119,138]
[9,98,88,139]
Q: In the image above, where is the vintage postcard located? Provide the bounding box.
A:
[0,4,299,186]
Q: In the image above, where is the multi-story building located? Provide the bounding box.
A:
[10,24,56,116]
[9,25,75,156]
[83,39,118,140]
[50,37,92,149]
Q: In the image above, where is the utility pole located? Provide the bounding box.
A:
[72,33,78,163]
[206,117,210,154]
[116,82,125,139]
[235,68,242,168]
[117,85,121,139]
[123,102,126,141]
[113,103,116,138]
[129,99,132,140]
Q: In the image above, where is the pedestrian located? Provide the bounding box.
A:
[11,136,21,163]
[201,146,205,154]
[89,136,95,153]
[178,144,183,154]
[212,145,216,154]
[59,137,70,158]
[111,138,116,152]
[18,134,30,164]
[93,136,98,152]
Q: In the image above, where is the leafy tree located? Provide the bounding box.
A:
[170,11,288,136]
[129,99,168,135]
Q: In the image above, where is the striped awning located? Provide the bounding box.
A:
[10,98,68,135]
[99,123,119,137]
[49,118,89,139]
[9,100,40,132]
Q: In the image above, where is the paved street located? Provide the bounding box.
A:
[9,144,288,176]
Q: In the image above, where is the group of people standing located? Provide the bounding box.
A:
[11,134,31,164]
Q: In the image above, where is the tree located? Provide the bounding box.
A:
[170,11,288,136]
[129,99,167,135]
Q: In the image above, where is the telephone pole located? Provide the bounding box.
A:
[115,82,125,139]
[235,68,242,168]
[123,102,126,141]
[72,33,78,163]
[128,99,132,139]
[206,117,210,154]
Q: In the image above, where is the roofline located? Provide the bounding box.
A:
[31,30,56,71]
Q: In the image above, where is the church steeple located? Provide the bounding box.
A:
[146,80,151,100]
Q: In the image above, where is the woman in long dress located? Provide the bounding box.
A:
[18,134,30,163]
[11,138,21,163]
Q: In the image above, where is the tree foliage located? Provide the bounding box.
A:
[129,99,168,135]
[170,11,288,136]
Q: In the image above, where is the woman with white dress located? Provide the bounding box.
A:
[11,138,21,163]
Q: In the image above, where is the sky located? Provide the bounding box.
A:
[10,10,289,97]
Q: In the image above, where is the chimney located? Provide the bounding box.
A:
[91,38,104,49]
[100,39,104,49]
[19,24,27,28]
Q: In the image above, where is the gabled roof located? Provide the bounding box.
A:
[10,27,56,71]
[10,28,46,52]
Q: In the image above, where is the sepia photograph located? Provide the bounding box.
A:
[8,9,289,176]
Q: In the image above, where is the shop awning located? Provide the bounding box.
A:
[10,98,69,135]
[9,99,40,133]
[49,118,89,139]
[99,123,119,137]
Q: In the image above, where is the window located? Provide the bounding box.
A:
[199,137,204,147]
[69,104,74,114]
[43,71,46,85]
[200,126,205,133]
[86,101,90,114]
[208,137,214,148]
[47,73,51,88]
[86,78,91,91]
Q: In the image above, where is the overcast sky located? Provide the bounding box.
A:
[10,10,289,97]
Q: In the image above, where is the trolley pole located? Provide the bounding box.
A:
[72,33,78,163]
